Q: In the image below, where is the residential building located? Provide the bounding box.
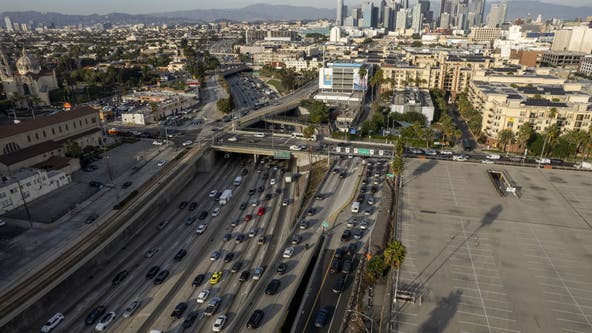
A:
[4,16,13,32]
[579,55,592,77]
[390,87,435,126]
[470,27,501,43]
[0,106,102,174]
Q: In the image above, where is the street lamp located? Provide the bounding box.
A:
[346,310,373,333]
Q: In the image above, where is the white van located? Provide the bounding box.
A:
[254,132,265,138]
[351,201,360,213]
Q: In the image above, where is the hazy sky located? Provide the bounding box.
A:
[0,0,590,15]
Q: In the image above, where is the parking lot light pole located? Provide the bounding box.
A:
[346,310,373,333]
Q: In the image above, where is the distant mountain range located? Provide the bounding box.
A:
[1,2,591,28]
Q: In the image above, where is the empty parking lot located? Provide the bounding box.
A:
[394,159,592,333]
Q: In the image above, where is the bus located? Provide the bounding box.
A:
[292,132,317,141]
[463,139,472,152]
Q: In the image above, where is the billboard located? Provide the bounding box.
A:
[353,70,368,91]
[319,68,333,89]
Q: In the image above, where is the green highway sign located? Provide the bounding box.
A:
[322,221,329,228]
[386,173,394,178]
[358,148,371,155]
[274,150,291,160]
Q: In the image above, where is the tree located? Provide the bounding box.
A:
[391,156,405,176]
[64,140,82,158]
[516,123,534,153]
[303,125,315,139]
[304,100,330,124]
[562,129,589,159]
[421,127,435,148]
[497,128,515,152]
[216,98,232,114]
[365,255,387,283]
[370,69,384,101]
[358,67,368,92]
[383,240,407,270]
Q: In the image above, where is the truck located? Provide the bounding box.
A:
[575,161,592,170]
[204,297,221,317]
[219,189,232,205]
[233,176,242,186]
[284,173,293,183]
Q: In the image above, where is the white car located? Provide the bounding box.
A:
[196,224,207,234]
[453,155,468,162]
[289,145,302,151]
[122,300,141,318]
[283,246,295,258]
[182,140,193,146]
[211,207,221,217]
[360,220,369,230]
[227,136,238,142]
[152,140,164,146]
[95,312,116,331]
[196,289,210,303]
[486,154,501,160]
[41,313,64,332]
[482,159,495,164]
[157,160,167,167]
[253,266,264,280]
[270,178,276,185]
[208,190,218,198]
[424,149,437,156]
[212,314,227,332]
[440,150,453,155]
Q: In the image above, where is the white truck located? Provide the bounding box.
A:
[284,173,293,183]
[219,189,232,205]
[575,161,592,170]
[233,176,242,186]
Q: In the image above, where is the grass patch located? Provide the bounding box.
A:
[267,79,285,94]
[302,160,329,207]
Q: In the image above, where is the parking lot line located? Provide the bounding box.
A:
[456,287,507,296]
[458,311,516,322]
[556,317,590,325]
[458,321,520,333]
[552,308,591,316]
[562,328,588,333]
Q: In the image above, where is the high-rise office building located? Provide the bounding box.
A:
[361,1,376,28]
[472,0,486,26]
[379,0,387,25]
[396,9,408,30]
[411,4,424,33]
[383,6,395,31]
[486,1,507,28]
[418,0,433,25]
[4,16,13,32]
[336,0,345,26]
[440,12,451,29]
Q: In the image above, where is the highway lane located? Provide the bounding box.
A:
[229,158,362,332]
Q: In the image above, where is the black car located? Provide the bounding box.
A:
[174,249,187,261]
[188,202,198,211]
[339,172,347,179]
[307,208,316,216]
[341,230,352,241]
[231,261,242,272]
[265,279,281,295]
[330,259,342,273]
[248,188,256,196]
[342,259,353,274]
[224,252,234,263]
[231,219,240,227]
[171,302,187,319]
[262,173,269,180]
[192,274,205,287]
[277,262,287,275]
[258,186,264,193]
[154,270,169,285]
[112,270,128,286]
[315,193,325,200]
[239,270,250,282]
[332,276,347,293]
[346,243,357,257]
[332,168,340,174]
[360,186,367,194]
[314,306,331,328]
[182,311,198,328]
[179,201,188,209]
[371,186,378,193]
[240,202,248,210]
[146,266,160,279]
[241,168,249,176]
[247,309,264,329]
[335,248,345,259]
[84,305,106,325]
[89,181,104,188]
[122,181,132,189]
[264,193,272,201]
[353,229,364,240]
[223,233,232,241]
[198,211,208,220]
[291,234,302,245]
[235,234,245,244]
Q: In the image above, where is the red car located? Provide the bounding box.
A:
[257,207,265,216]
[244,214,252,222]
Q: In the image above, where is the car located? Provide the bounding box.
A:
[291,234,302,245]
[315,193,325,200]
[364,207,373,216]
[332,168,340,174]
[244,214,252,222]
[346,218,355,228]
[235,234,245,244]
[192,274,205,287]
[264,193,272,201]
[152,140,164,145]
[231,261,243,273]
[84,306,106,325]
[212,314,227,332]
[330,259,342,273]
[122,181,132,189]
[277,262,288,275]
[210,251,221,261]
[157,160,167,167]
[346,243,357,256]
[482,159,494,164]
[182,311,198,329]
[174,249,187,261]
[41,313,64,332]
[299,219,309,230]
[89,181,104,189]
[332,276,347,293]
[342,259,353,274]
[188,202,198,211]
[289,145,302,151]
[360,220,369,230]
[270,178,276,185]
[112,270,128,286]
[314,306,331,328]
[453,154,468,162]
[257,186,264,193]
[248,188,256,195]
[247,309,265,329]
[353,229,364,240]
[185,215,197,225]
[440,150,453,155]
[265,279,281,295]
[154,270,169,285]
[211,207,221,217]
[122,300,141,318]
[208,190,218,198]
[227,136,238,142]
[367,197,375,206]
[339,172,347,179]
[157,220,169,230]
[424,148,437,156]
[223,233,232,241]
[486,153,501,160]
[95,311,116,331]
[182,140,193,146]
[146,266,160,279]
[209,271,223,284]
[257,207,266,216]
[283,246,295,258]
[253,266,264,280]
[335,248,345,259]
[198,211,208,220]
[197,289,210,303]
[307,208,316,216]
[171,302,187,320]
[195,224,207,234]
[85,213,99,224]
[341,229,352,241]
[240,202,248,210]
[371,186,378,194]
[262,172,269,180]
[224,252,234,263]
[239,270,250,282]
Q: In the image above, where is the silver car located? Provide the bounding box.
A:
[122,301,141,318]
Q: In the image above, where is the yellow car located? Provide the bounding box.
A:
[209,271,223,284]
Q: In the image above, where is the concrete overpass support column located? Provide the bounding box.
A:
[253,153,258,164]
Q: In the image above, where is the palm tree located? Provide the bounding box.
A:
[369,69,384,102]
[391,156,404,176]
[421,127,434,148]
[383,240,406,270]
[497,128,515,152]
[516,122,534,153]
